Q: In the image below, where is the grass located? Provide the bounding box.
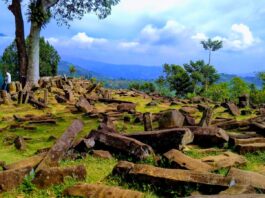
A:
[1,92,265,197]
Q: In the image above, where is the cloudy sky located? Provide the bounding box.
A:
[1,0,265,74]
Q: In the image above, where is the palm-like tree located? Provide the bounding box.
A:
[201,38,223,65]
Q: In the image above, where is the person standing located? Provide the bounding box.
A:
[2,71,11,92]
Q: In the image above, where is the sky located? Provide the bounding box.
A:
[1,0,265,74]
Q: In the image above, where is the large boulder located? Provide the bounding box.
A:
[222,102,240,116]
[117,103,136,113]
[75,96,93,113]
[187,126,229,147]
[158,110,185,129]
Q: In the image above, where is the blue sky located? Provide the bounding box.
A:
[1,0,265,74]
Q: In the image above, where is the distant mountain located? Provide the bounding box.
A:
[58,61,101,78]
[64,58,163,80]
[219,73,262,88]
[0,33,6,37]
[58,59,262,87]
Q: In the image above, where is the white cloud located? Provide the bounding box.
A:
[191,32,208,41]
[72,32,107,46]
[140,20,187,44]
[119,41,140,49]
[191,23,260,51]
[46,37,59,44]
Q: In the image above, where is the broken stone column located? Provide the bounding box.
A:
[199,107,213,127]
[36,120,84,172]
[143,112,153,131]
[63,184,143,198]
[238,94,249,108]
[44,89,48,105]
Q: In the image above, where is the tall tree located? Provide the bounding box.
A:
[26,0,120,84]
[201,38,223,65]
[0,38,60,80]
[162,64,192,97]
[184,60,219,92]
[6,0,28,84]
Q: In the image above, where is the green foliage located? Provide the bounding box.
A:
[19,169,36,194]
[69,64,76,76]
[39,37,60,76]
[250,89,265,105]
[0,38,60,81]
[0,42,19,80]
[28,1,51,26]
[201,38,223,65]
[184,60,219,92]
[161,64,192,97]
[203,82,229,102]
[129,82,155,93]
[258,72,265,90]
[229,77,250,102]
[201,38,223,51]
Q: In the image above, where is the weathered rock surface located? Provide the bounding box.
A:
[114,161,232,191]
[0,167,31,193]
[227,168,265,190]
[92,150,113,159]
[3,153,46,170]
[117,103,136,113]
[63,184,143,198]
[89,130,154,160]
[158,110,185,129]
[143,112,153,131]
[36,120,84,172]
[75,97,93,113]
[199,107,213,127]
[33,165,86,188]
[201,152,247,169]
[163,149,213,172]
[14,136,26,150]
[222,102,240,116]
[126,128,194,153]
[187,126,229,147]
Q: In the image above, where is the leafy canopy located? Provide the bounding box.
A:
[0,37,60,80]
[201,38,223,51]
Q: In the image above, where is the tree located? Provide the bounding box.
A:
[229,77,250,102]
[0,38,60,80]
[184,60,219,92]
[201,38,223,65]
[4,0,120,84]
[203,82,229,102]
[6,0,28,84]
[39,37,60,76]
[69,65,76,77]
[161,64,192,97]
[258,72,265,90]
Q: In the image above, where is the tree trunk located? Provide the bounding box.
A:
[8,0,28,85]
[27,22,41,84]
[208,50,211,65]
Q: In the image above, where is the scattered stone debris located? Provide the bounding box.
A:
[14,136,26,150]
[201,151,247,169]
